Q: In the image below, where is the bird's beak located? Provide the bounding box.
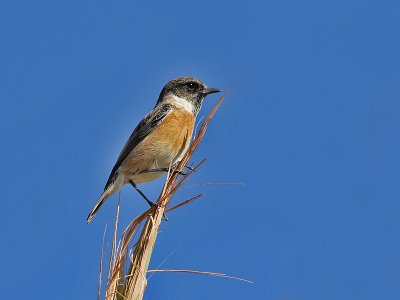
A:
[203,87,221,95]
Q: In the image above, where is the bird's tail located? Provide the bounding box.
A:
[86,183,116,224]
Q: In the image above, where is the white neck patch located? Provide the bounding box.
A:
[170,94,194,113]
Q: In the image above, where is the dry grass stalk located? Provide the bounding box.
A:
[147,269,253,284]
[101,88,230,300]
[98,225,108,300]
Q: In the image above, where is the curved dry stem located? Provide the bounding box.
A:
[147,269,253,284]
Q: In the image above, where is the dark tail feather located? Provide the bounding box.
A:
[86,184,115,224]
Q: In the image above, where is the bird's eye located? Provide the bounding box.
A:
[186,82,197,91]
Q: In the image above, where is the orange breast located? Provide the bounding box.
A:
[152,109,195,154]
[120,108,195,178]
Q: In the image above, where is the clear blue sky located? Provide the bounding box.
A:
[1,1,399,299]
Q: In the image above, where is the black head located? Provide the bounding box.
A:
[157,77,220,114]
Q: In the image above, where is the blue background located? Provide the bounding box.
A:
[1,1,399,299]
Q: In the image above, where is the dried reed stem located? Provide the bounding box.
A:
[102,88,230,300]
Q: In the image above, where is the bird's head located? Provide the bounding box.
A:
[157,77,220,114]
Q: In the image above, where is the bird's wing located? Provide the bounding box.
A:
[104,103,173,190]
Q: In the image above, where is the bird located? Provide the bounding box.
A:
[86,77,220,223]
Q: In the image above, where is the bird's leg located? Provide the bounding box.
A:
[184,164,197,173]
[129,180,155,207]
[129,180,168,221]
[139,164,196,176]
[174,162,197,174]
[174,163,197,175]
[139,167,169,173]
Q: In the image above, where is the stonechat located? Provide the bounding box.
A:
[87,77,220,223]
